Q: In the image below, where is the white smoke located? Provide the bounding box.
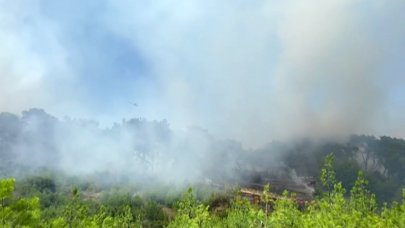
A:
[0,0,404,148]
[105,0,405,146]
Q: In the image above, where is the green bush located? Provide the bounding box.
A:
[0,153,404,227]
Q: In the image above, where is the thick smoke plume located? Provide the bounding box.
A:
[106,0,405,145]
[0,0,404,184]
[0,109,249,184]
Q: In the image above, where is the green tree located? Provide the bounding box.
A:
[267,191,301,228]
[0,178,41,227]
[320,153,337,201]
[224,194,265,227]
[168,188,210,228]
[350,171,377,214]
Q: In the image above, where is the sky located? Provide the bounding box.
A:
[0,0,404,147]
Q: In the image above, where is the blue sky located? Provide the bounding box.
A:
[0,0,404,146]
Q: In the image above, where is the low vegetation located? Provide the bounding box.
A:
[1,154,404,227]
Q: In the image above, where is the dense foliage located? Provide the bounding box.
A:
[1,154,404,227]
[278,135,405,203]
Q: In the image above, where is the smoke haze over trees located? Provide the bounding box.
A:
[0,2,404,226]
[0,109,403,203]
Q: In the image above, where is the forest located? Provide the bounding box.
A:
[1,0,404,227]
[0,109,404,227]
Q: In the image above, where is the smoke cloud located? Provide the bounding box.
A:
[0,0,404,148]
[0,109,248,184]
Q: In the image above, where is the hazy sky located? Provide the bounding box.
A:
[0,0,404,147]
